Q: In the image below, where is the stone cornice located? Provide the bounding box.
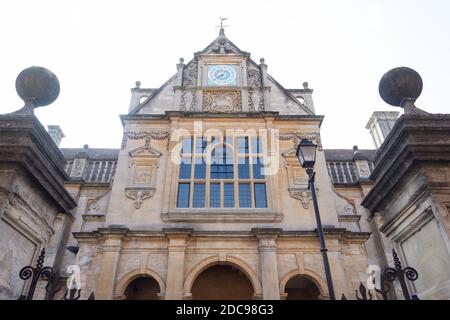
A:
[73,227,370,243]
[120,112,324,126]
[0,114,77,213]
[362,113,450,213]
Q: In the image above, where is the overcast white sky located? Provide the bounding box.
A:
[1,0,449,149]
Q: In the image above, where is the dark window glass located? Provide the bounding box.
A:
[179,157,191,179]
[210,183,221,208]
[182,137,192,154]
[194,157,206,179]
[251,136,263,154]
[237,137,249,154]
[254,183,267,208]
[211,146,233,179]
[177,183,190,208]
[238,157,250,179]
[192,183,205,208]
[224,183,235,208]
[253,157,265,179]
[239,183,251,208]
[195,137,207,154]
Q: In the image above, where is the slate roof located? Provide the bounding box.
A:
[61,148,119,160]
[61,148,376,162]
[324,149,376,162]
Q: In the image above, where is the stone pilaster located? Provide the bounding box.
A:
[253,228,281,300]
[95,228,127,299]
[259,58,270,111]
[164,228,192,300]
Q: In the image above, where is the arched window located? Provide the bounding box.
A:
[176,134,268,209]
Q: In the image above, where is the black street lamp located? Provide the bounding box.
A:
[296,139,336,300]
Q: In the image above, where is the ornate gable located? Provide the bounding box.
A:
[129,28,314,116]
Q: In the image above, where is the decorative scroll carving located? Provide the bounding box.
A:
[289,189,312,209]
[279,132,323,151]
[183,59,198,86]
[180,90,197,111]
[247,64,261,87]
[125,188,155,209]
[203,91,242,113]
[248,89,263,111]
[122,130,170,149]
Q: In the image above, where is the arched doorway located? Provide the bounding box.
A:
[124,276,160,300]
[284,275,321,300]
[191,264,254,300]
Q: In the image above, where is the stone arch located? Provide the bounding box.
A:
[115,268,166,299]
[184,255,262,299]
[279,269,327,299]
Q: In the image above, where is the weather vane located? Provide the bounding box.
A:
[216,17,230,29]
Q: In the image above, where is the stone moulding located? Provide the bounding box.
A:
[279,131,323,151]
[121,129,170,150]
[162,210,283,223]
[125,187,155,209]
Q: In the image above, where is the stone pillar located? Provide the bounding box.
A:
[259,58,270,111]
[47,125,65,147]
[69,145,90,181]
[176,58,185,86]
[95,228,127,300]
[253,228,281,300]
[164,228,192,300]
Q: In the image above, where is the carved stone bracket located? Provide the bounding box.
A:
[121,130,170,150]
[278,132,323,151]
[289,188,312,209]
[125,188,155,209]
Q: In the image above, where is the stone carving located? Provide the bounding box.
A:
[248,89,263,111]
[125,188,155,209]
[203,91,242,113]
[133,166,152,184]
[289,189,312,209]
[279,132,323,151]
[86,199,100,213]
[180,90,197,111]
[247,64,261,87]
[293,168,308,185]
[70,158,86,177]
[122,130,170,150]
[183,59,198,86]
[356,161,371,178]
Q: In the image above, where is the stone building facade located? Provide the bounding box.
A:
[52,30,383,300]
[2,30,449,300]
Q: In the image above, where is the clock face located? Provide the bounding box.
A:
[207,65,237,86]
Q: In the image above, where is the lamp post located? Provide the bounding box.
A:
[296,139,336,300]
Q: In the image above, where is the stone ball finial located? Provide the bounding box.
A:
[135,81,141,88]
[83,144,89,149]
[179,57,185,64]
[260,58,265,64]
[379,67,423,107]
[15,66,60,107]
[303,81,309,89]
